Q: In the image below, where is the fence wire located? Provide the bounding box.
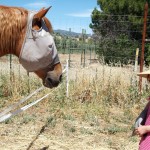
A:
[0,14,149,99]
[89,14,150,66]
[48,14,150,67]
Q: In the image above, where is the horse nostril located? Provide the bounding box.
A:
[46,77,59,87]
[59,75,62,82]
[47,77,53,84]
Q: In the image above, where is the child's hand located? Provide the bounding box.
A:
[147,96,150,101]
[135,125,148,137]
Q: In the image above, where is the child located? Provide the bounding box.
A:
[135,70,150,150]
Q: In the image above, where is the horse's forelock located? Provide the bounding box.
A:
[0,6,28,54]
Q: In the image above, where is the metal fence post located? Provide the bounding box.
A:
[9,54,12,82]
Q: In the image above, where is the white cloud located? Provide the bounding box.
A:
[66,7,101,18]
[24,2,49,10]
[66,9,93,18]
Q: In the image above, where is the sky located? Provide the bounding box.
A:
[1,0,100,34]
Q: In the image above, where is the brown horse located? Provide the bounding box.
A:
[0,5,62,88]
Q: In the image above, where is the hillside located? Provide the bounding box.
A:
[54,29,91,37]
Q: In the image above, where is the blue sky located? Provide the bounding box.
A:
[1,0,99,34]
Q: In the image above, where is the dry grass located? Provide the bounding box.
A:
[0,54,149,150]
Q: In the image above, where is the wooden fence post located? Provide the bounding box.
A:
[139,2,148,91]
[134,48,139,72]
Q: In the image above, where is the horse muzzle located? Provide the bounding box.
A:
[44,71,62,88]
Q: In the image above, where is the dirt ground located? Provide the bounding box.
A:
[0,106,140,150]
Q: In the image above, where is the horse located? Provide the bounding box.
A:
[0,5,62,88]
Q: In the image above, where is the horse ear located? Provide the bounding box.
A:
[38,7,46,12]
[34,6,52,20]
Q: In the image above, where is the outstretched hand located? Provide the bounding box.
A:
[135,125,148,137]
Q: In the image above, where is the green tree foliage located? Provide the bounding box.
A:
[90,0,150,65]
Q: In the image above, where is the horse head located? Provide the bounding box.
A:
[0,6,62,88]
[27,7,62,88]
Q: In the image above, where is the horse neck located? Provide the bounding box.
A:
[0,6,28,57]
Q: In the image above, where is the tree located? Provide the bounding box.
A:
[90,0,150,65]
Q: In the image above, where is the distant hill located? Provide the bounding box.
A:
[54,29,91,37]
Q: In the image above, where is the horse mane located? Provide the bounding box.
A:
[0,5,28,54]
[0,5,53,54]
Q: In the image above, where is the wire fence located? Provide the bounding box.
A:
[0,14,149,99]
[50,15,145,67]
[92,15,144,65]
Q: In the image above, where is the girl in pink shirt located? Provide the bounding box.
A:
[135,71,150,150]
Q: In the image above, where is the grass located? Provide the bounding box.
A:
[1,61,147,123]
[0,57,149,149]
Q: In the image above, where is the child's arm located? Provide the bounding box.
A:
[132,102,149,136]
[135,125,150,137]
